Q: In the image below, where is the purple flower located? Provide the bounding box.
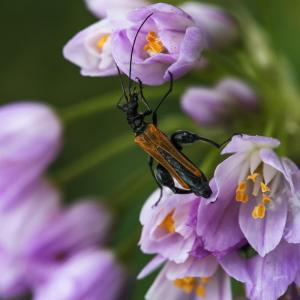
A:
[0,183,116,298]
[180,2,239,49]
[63,19,117,77]
[0,179,61,297]
[181,78,258,126]
[85,0,149,19]
[139,189,199,263]
[33,249,124,300]
[0,102,61,209]
[112,3,205,85]
[140,255,232,300]
[220,241,299,300]
[0,101,122,300]
[196,134,300,257]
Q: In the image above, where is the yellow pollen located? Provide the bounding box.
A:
[247,173,260,183]
[159,210,175,233]
[237,181,247,192]
[174,277,195,294]
[196,284,206,298]
[144,31,165,55]
[201,277,211,284]
[236,191,249,203]
[260,182,270,193]
[252,204,266,219]
[97,34,110,49]
[262,194,272,204]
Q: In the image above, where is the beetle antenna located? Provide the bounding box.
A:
[128,13,153,95]
[116,65,128,102]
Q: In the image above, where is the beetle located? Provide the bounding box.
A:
[116,14,236,205]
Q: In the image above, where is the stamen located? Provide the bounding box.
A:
[144,31,165,55]
[262,194,272,204]
[235,191,249,203]
[201,277,211,284]
[159,210,175,233]
[174,277,195,294]
[97,34,110,49]
[237,180,247,192]
[252,204,266,219]
[260,182,270,193]
[196,284,206,297]
[247,173,259,183]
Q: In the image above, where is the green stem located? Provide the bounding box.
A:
[59,83,186,124]
[52,114,190,184]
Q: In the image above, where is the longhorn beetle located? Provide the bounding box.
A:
[117,14,237,205]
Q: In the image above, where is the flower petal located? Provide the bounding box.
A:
[247,242,298,300]
[0,103,61,209]
[222,134,280,155]
[165,255,218,280]
[197,154,245,252]
[138,255,166,280]
[239,192,288,256]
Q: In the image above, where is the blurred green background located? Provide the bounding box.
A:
[0,0,300,299]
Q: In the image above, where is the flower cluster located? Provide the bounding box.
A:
[64,2,238,85]
[0,102,124,300]
[138,133,300,300]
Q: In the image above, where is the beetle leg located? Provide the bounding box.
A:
[153,164,192,206]
[152,72,173,126]
[148,156,164,203]
[170,131,242,150]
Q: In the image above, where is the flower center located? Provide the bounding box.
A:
[144,31,165,55]
[97,34,110,50]
[235,171,272,219]
[159,210,175,233]
[174,277,211,298]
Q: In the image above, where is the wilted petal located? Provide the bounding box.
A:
[33,250,124,300]
[0,102,61,209]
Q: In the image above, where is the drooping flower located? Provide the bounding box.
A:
[85,0,149,19]
[112,3,204,85]
[0,102,61,209]
[63,18,117,77]
[181,78,258,126]
[196,134,300,257]
[180,2,239,49]
[33,249,124,300]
